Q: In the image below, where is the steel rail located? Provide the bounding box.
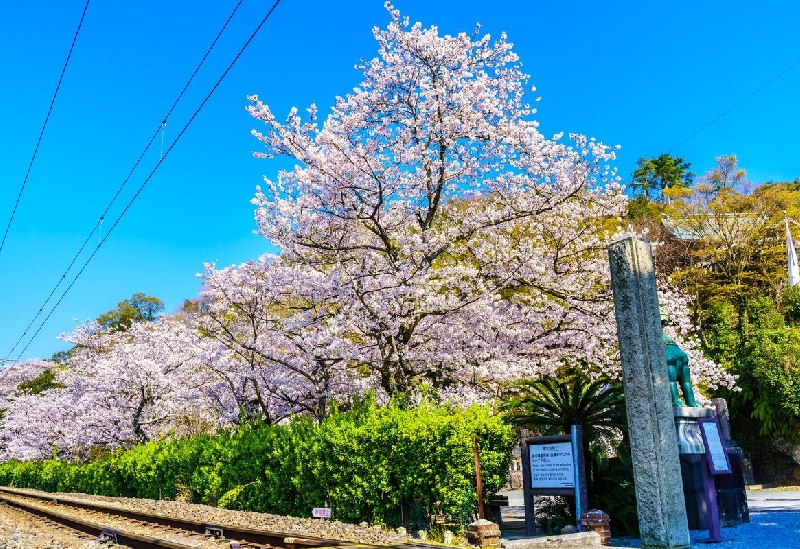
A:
[0,494,202,549]
[0,487,425,549]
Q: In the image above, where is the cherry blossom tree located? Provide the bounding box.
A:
[246,4,627,399]
[0,318,230,460]
[198,256,373,422]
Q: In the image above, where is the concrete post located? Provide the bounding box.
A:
[608,237,690,549]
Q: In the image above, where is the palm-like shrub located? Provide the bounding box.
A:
[499,367,637,534]
[500,368,626,456]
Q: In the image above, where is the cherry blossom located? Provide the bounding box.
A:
[246,5,627,400]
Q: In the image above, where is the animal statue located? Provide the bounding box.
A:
[661,310,700,408]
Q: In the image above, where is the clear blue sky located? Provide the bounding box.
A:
[2,0,799,362]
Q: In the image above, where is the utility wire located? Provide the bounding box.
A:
[15,0,283,360]
[0,0,91,255]
[669,56,800,152]
[6,0,246,358]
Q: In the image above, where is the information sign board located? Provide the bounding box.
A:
[312,507,332,518]
[521,429,587,536]
[529,441,575,489]
[698,417,732,475]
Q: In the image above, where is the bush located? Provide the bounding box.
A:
[0,398,512,530]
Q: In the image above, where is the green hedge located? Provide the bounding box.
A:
[0,399,513,529]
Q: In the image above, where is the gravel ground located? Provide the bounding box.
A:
[3,488,413,546]
[0,502,109,548]
[610,512,800,548]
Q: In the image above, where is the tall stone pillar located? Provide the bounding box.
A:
[608,237,690,549]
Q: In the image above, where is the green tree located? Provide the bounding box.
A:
[631,153,694,202]
[97,292,164,332]
[735,326,800,443]
[17,368,64,396]
[664,179,800,319]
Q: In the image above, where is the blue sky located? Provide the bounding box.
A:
[2,0,799,362]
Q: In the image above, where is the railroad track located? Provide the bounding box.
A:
[0,486,416,549]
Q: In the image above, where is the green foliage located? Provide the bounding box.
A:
[97,292,164,332]
[744,296,784,332]
[736,328,800,444]
[17,368,64,396]
[499,369,637,534]
[700,301,740,370]
[625,195,661,223]
[630,153,693,202]
[0,400,512,530]
[667,181,800,313]
[782,285,800,325]
[589,455,637,535]
[500,368,627,457]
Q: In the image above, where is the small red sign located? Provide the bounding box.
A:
[312,507,332,518]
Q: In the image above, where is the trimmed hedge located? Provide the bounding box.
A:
[0,399,513,529]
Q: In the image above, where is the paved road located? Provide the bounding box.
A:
[498,488,800,511]
[746,489,800,512]
[498,489,800,548]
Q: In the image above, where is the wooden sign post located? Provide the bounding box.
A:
[521,425,587,535]
[697,417,732,542]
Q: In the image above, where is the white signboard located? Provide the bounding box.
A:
[312,507,332,518]
[529,441,575,488]
[699,419,732,474]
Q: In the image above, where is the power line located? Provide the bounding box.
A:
[15,0,284,360]
[6,0,247,358]
[0,0,92,255]
[669,56,800,152]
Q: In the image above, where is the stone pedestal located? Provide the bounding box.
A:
[579,510,611,546]
[467,519,501,548]
[674,407,714,454]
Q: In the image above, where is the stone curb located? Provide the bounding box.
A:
[501,531,602,548]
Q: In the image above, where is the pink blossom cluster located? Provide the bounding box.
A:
[0,319,234,461]
[244,6,631,399]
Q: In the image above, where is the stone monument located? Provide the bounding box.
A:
[608,237,690,549]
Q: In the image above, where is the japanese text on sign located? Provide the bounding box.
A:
[530,442,575,489]
[312,507,332,518]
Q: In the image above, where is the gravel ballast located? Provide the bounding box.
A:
[4,487,414,546]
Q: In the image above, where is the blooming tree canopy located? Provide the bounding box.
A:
[245,5,628,399]
[0,318,231,460]
[198,256,371,422]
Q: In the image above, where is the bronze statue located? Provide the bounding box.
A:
[661,310,699,407]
